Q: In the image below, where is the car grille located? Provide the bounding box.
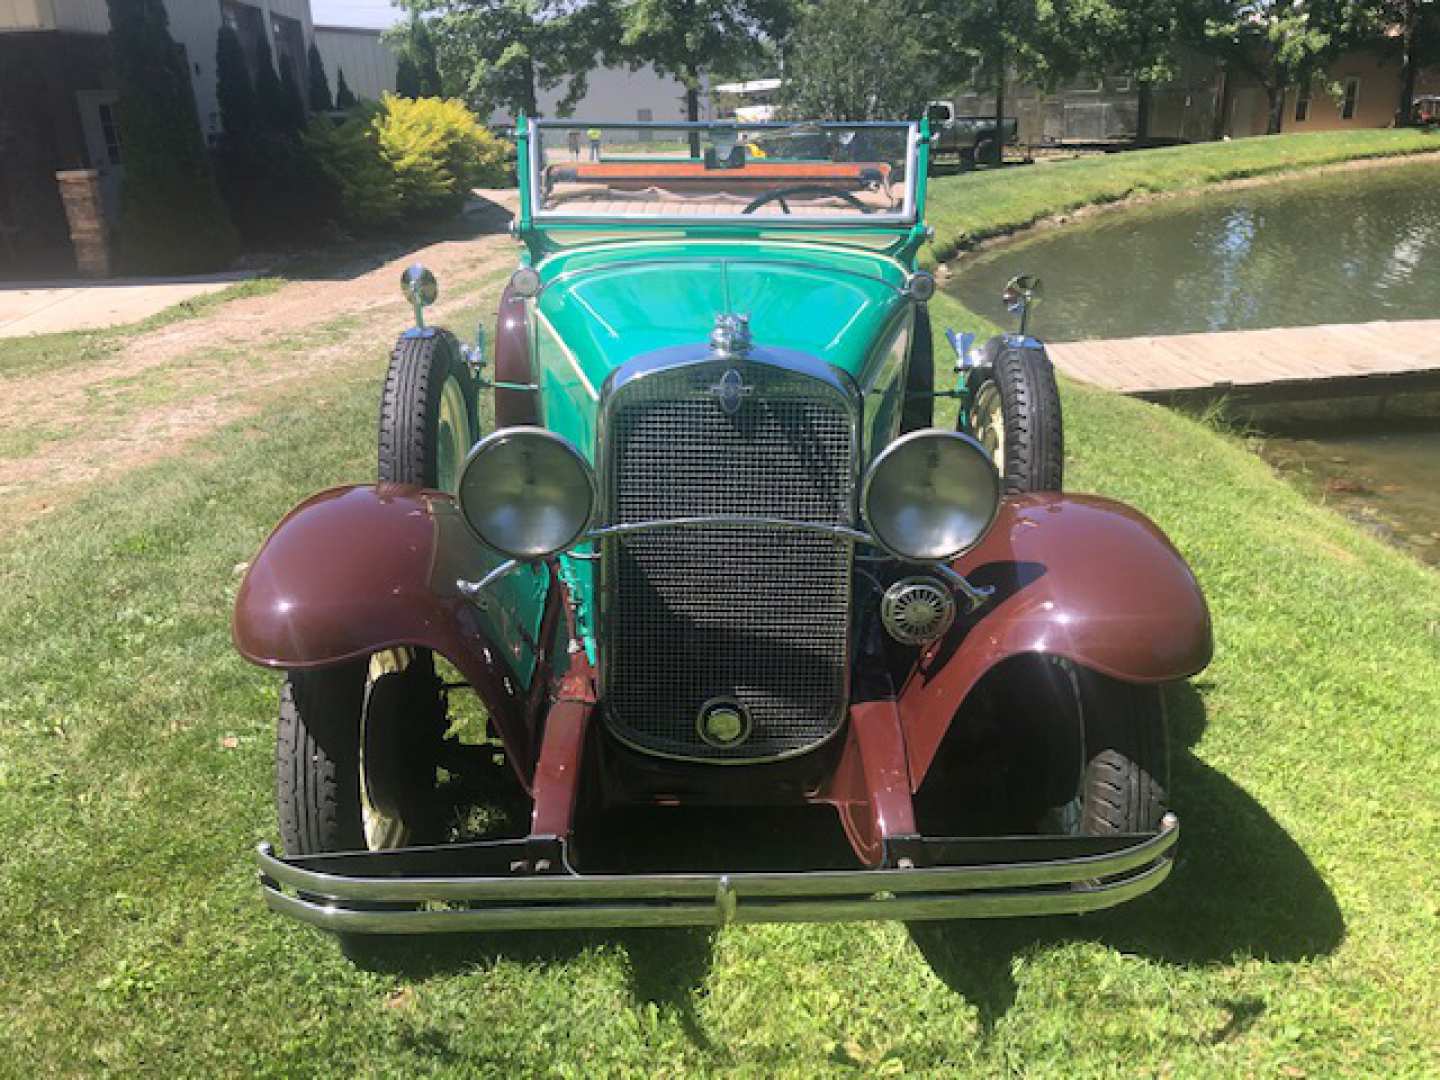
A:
[602,359,855,761]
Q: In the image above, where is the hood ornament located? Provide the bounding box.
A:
[709,312,752,359]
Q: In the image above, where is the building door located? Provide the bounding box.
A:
[76,90,125,223]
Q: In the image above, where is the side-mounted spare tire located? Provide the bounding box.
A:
[379,329,480,493]
[963,339,1064,494]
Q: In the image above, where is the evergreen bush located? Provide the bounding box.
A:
[106,0,237,273]
[306,41,333,112]
[376,94,508,217]
[335,67,358,109]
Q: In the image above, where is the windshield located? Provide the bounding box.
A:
[528,121,919,224]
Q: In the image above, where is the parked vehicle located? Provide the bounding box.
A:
[1414,96,1440,126]
[927,100,1019,166]
[235,118,1210,951]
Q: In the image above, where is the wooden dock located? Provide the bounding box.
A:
[1048,320,1440,404]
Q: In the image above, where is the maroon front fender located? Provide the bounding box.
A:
[233,484,537,780]
[900,493,1212,786]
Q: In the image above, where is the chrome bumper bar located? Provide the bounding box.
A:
[256,814,1178,934]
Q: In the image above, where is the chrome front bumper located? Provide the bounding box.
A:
[256,814,1178,934]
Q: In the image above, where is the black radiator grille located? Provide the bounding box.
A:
[602,360,855,761]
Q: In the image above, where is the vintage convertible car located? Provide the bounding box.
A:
[235,119,1211,946]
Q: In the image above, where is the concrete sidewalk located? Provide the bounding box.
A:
[0,272,256,338]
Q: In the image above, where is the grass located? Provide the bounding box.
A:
[923,127,1440,266]
[0,276,284,380]
[1,136,1439,1075]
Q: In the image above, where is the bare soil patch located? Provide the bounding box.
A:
[0,229,516,530]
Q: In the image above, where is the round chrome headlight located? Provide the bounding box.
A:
[457,427,595,559]
[862,431,1000,561]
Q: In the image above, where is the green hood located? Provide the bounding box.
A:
[533,241,911,390]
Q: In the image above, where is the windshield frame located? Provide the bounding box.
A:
[522,119,924,229]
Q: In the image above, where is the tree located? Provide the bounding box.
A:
[400,1,611,118]
[279,55,308,132]
[780,0,940,120]
[307,40,334,111]
[1060,0,1185,142]
[1364,0,1440,123]
[216,23,257,141]
[1185,0,1368,134]
[105,0,237,272]
[616,0,794,127]
[253,29,292,132]
[396,53,422,97]
[336,66,358,109]
[390,12,444,96]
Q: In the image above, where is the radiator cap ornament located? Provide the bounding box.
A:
[698,698,751,748]
[709,312,752,359]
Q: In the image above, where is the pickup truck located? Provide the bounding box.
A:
[927,101,1018,166]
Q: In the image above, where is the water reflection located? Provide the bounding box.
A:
[948,160,1440,342]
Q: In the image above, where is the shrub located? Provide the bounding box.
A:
[303,107,403,230]
[375,94,509,217]
[106,0,237,273]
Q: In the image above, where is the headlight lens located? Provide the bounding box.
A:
[457,427,595,559]
[862,431,1000,561]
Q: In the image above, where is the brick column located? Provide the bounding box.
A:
[55,169,111,278]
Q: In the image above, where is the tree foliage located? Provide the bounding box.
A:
[307,40,334,111]
[399,1,612,117]
[391,12,444,96]
[780,0,940,120]
[1059,0,1185,139]
[616,0,793,121]
[105,0,237,273]
[1185,0,1369,133]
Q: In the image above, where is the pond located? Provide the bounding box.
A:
[946,158,1440,568]
[947,159,1440,342]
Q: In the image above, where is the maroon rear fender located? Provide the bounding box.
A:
[900,493,1212,786]
[233,484,536,778]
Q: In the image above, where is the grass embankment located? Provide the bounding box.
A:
[923,127,1440,269]
[0,136,1438,1074]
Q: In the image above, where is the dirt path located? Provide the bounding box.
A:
[0,227,517,530]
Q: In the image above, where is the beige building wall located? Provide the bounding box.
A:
[314,24,396,103]
[1284,51,1406,132]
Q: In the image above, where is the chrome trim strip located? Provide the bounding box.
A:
[256,818,1178,932]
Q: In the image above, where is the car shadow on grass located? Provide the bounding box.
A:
[907,679,1347,1029]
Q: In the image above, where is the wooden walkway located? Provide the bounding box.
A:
[1048,320,1440,403]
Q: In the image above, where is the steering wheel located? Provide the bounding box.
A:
[742,185,873,215]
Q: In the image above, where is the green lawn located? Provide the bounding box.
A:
[2,136,1439,1075]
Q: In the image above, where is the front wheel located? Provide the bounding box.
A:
[963,343,1063,493]
[379,330,479,494]
[1043,666,1169,837]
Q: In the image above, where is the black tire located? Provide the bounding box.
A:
[277,663,366,856]
[277,653,449,962]
[900,305,935,432]
[975,135,999,167]
[964,344,1063,494]
[379,330,479,492]
[1047,668,1168,836]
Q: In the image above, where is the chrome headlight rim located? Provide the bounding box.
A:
[456,426,597,560]
[860,429,1001,563]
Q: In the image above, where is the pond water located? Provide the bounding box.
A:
[947,158,1440,567]
[947,159,1440,341]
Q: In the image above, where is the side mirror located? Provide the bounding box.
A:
[401,264,439,329]
[1001,274,1042,336]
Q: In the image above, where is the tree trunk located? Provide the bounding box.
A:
[1397,0,1418,126]
[1265,83,1285,135]
[993,42,1005,166]
[1212,64,1230,140]
[685,61,701,158]
[1135,78,1152,144]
